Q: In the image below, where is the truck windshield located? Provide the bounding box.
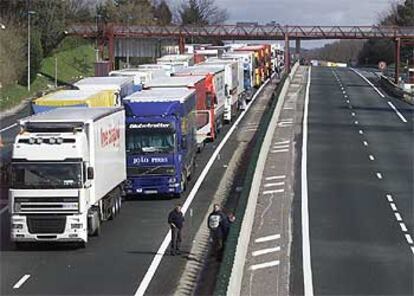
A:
[126,129,175,154]
[12,162,82,189]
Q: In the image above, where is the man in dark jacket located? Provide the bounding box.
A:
[168,204,185,256]
[207,204,230,259]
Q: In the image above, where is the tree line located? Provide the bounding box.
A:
[0,0,228,89]
[304,0,414,67]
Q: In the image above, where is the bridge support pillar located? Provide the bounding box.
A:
[394,38,401,85]
[179,35,185,54]
[284,32,290,73]
[295,39,301,61]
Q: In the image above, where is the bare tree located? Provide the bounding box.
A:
[178,0,228,25]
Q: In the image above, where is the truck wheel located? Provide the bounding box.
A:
[115,196,121,214]
[109,200,116,220]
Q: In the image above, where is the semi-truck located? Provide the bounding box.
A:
[223,51,255,100]
[123,88,197,198]
[10,107,126,246]
[235,45,266,87]
[201,59,239,122]
[74,76,135,105]
[144,76,213,149]
[173,65,226,137]
[32,89,117,114]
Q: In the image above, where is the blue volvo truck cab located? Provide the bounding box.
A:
[123,88,197,198]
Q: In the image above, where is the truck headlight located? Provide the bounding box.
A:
[49,137,56,144]
[168,177,176,184]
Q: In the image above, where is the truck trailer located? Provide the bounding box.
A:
[144,76,214,148]
[10,107,126,246]
[31,89,117,114]
[123,88,197,198]
[74,76,135,105]
[173,66,226,137]
[201,59,239,122]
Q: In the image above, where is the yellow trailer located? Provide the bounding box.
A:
[32,89,117,113]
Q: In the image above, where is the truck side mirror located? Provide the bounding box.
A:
[87,167,94,180]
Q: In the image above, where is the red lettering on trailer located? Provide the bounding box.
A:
[101,126,120,148]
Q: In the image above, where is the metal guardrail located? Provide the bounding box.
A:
[213,73,288,296]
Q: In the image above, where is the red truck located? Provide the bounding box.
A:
[145,75,215,150]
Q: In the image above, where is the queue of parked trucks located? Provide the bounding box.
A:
[9,43,285,246]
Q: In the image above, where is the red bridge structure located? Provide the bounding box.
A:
[68,23,414,83]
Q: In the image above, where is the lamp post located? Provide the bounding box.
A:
[27,10,36,92]
[126,16,133,68]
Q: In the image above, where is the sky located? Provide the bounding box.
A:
[209,0,401,48]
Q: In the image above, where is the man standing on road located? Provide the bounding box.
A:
[207,204,231,260]
[168,204,184,256]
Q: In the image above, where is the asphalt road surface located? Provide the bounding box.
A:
[296,67,413,295]
[0,81,277,295]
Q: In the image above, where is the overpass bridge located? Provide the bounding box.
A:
[68,23,414,82]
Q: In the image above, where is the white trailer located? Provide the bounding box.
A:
[201,59,239,122]
[157,54,195,67]
[138,64,184,76]
[74,76,135,105]
[220,54,248,109]
[10,108,126,247]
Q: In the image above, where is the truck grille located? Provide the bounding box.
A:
[14,197,79,213]
[127,166,175,176]
[27,215,66,234]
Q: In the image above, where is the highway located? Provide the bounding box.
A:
[293,67,413,295]
[0,78,277,295]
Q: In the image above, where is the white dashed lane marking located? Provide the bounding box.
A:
[405,234,413,244]
[390,203,397,211]
[252,246,281,257]
[265,175,285,181]
[363,141,368,147]
[358,130,364,135]
[13,274,31,289]
[376,172,383,180]
[262,189,284,195]
[400,223,408,232]
[386,194,393,202]
[250,260,280,271]
[395,212,402,221]
[369,155,375,161]
[255,234,281,243]
[264,182,285,188]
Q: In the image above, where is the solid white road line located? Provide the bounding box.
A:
[13,274,31,289]
[387,101,408,123]
[255,234,281,243]
[252,246,281,257]
[395,212,403,221]
[263,189,284,195]
[270,149,289,153]
[302,67,314,296]
[369,155,375,161]
[0,206,9,215]
[134,76,274,296]
[376,172,383,179]
[350,68,385,98]
[265,175,286,181]
[386,194,393,202]
[390,203,397,211]
[405,234,413,244]
[0,123,17,134]
[400,223,408,232]
[249,260,280,271]
[264,182,285,188]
